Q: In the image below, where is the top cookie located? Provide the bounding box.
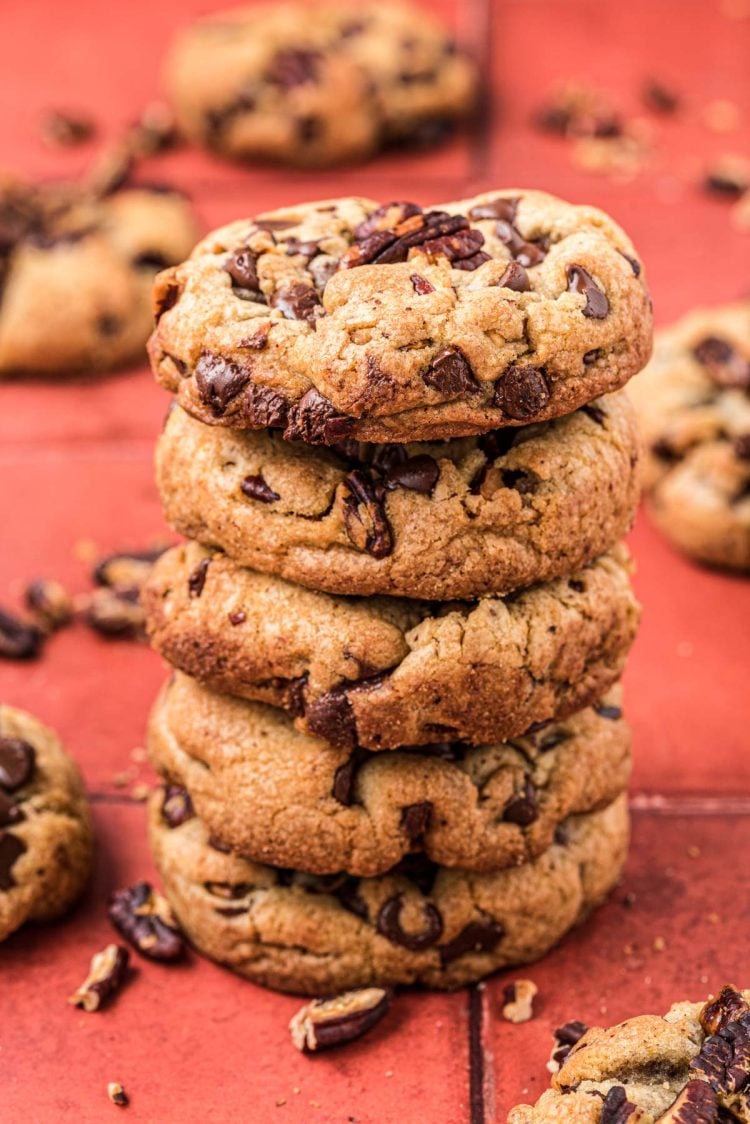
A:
[628,301,750,571]
[509,984,750,1123]
[148,190,653,444]
[0,178,198,377]
[164,1,477,167]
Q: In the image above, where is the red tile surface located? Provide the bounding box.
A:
[1,0,750,1121]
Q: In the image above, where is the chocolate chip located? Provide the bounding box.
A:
[468,197,519,223]
[550,1020,588,1068]
[566,265,609,318]
[439,917,505,965]
[161,785,194,828]
[188,558,210,599]
[271,281,324,326]
[0,790,23,827]
[0,609,43,660]
[0,738,35,791]
[243,384,291,429]
[240,474,280,503]
[619,251,642,277]
[494,365,551,419]
[376,894,443,950]
[500,468,538,494]
[332,746,373,805]
[132,250,171,271]
[195,353,251,416]
[583,402,606,424]
[497,261,530,292]
[478,429,519,461]
[307,688,358,750]
[651,438,681,463]
[423,347,479,398]
[569,579,585,592]
[401,802,432,843]
[341,470,393,558]
[97,314,121,337]
[734,435,750,460]
[410,273,435,295]
[265,48,321,88]
[497,221,549,268]
[502,778,539,826]
[109,882,184,961]
[692,336,750,387]
[290,988,392,1053]
[284,388,355,446]
[0,831,27,890]
[224,249,259,292]
[296,115,322,144]
[154,281,180,322]
[583,349,601,366]
[599,1087,637,1124]
[383,454,439,495]
[595,703,622,720]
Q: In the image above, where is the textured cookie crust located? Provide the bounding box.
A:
[0,705,93,941]
[508,985,750,1123]
[148,672,631,876]
[149,790,628,993]
[629,301,750,571]
[144,543,640,749]
[148,190,652,444]
[164,2,477,167]
[155,393,641,600]
[0,179,198,377]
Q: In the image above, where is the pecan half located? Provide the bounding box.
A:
[289,987,392,1053]
[109,882,184,961]
[68,944,130,1012]
[657,1079,718,1122]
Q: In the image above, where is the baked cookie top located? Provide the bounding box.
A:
[150,789,628,993]
[629,301,750,571]
[155,392,641,600]
[164,1,477,167]
[148,671,631,876]
[0,177,198,376]
[144,542,640,750]
[508,985,750,1123]
[148,190,652,444]
[0,704,93,940]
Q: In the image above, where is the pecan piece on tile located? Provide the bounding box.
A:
[24,579,74,632]
[289,987,392,1053]
[107,1083,129,1108]
[0,608,44,660]
[68,944,130,1012]
[547,1020,588,1072]
[109,882,185,961]
[80,587,145,639]
[502,978,538,1024]
[93,547,165,595]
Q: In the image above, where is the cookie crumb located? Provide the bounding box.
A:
[502,979,538,1023]
[40,109,96,148]
[131,783,151,802]
[653,936,666,952]
[107,1082,129,1108]
[687,845,701,858]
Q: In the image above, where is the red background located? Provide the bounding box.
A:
[1,1,750,1121]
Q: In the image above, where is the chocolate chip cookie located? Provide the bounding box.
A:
[164,2,477,168]
[509,984,750,1123]
[629,301,750,571]
[148,191,652,444]
[155,393,641,600]
[148,671,631,876]
[144,543,639,749]
[149,787,628,993]
[0,178,198,377]
[0,704,93,940]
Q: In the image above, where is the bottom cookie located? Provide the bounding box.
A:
[149,789,628,994]
[509,984,750,1123]
[1,704,93,941]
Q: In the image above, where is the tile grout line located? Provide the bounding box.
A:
[469,984,486,1124]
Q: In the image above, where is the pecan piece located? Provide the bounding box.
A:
[600,1086,639,1123]
[68,944,130,1012]
[0,608,43,660]
[548,1019,589,1071]
[341,470,393,558]
[161,784,195,828]
[107,1083,129,1108]
[289,987,392,1053]
[109,882,184,961]
[700,986,750,1036]
[502,979,538,1024]
[657,1079,718,1122]
[24,579,73,632]
[93,548,165,594]
[81,587,144,639]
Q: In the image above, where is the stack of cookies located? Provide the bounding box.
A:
[142,190,652,994]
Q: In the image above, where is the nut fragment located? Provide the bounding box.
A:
[109,882,184,961]
[93,548,166,595]
[289,988,392,1053]
[107,1082,129,1108]
[502,979,538,1024]
[68,944,130,1012]
[24,579,74,632]
[547,1019,588,1072]
[80,587,145,639]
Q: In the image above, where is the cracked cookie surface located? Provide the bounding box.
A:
[144,543,639,749]
[149,788,628,993]
[509,985,750,1123]
[0,179,198,377]
[148,190,652,444]
[629,301,750,571]
[0,704,93,941]
[164,1,477,168]
[155,392,641,600]
[148,672,631,876]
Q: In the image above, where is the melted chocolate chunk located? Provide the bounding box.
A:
[401,802,433,843]
[332,746,374,805]
[270,281,324,326]
[265,48,321,89]
[154,282,180,322]
[0,830,26,890]
[383,454,439,495]
[376,893,443,950]
[583,402,606,424]
[439,917,505,965]
[423,347,480,398]
[502,778,539,826]
[307,688,358,751]
[187,558,210,599]
[497,261,531,292]
[0,738,36,791]
[566,265,609,318]
[500,468,538,494]
[195,354,251,416]
[240,474,280,503]
[0,790,23,827]
[619,251,642,277]
[494,365,551,419]
[692,337,750,388]
[224,249,259,292]
[161,785,194,828]
[284,388,355,445]
[341,470,393,558]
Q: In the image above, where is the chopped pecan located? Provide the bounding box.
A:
[700,986,750,1036]
[289,987,392,1053]
[68,944,130,1012]
[502,979,538,1023]
[341,470,393,558]
[24,579,74,632]
[0,608,43,660]
[81,587,144,639]
[656,1079,718,1122]
[109,882,184,961]
[107,1083,129,1108]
